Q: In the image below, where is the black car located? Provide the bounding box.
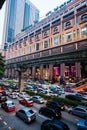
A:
[65,94,81,102]
[46,101,65,110]
[39,106,61,119]
[41,119,70,130]
[0,95,7,103]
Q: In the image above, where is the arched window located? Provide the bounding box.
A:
[66,21,71,27]
[81,14,87,21]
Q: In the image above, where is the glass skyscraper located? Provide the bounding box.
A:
[2,0,39,49]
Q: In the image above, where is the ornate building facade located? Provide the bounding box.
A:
[5,0,87,82]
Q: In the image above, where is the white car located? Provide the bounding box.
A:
[18,92,27,98]
[9,93,18,99]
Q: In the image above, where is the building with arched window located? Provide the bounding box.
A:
[4,0,87,82]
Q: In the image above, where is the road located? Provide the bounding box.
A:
[0,96,82,130]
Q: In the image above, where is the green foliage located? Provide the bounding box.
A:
[3,79,18,83]
[25,90,87,107]
[0,53,5,77]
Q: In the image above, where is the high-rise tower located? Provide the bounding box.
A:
[2,0,39,49]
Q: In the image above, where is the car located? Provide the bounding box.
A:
[32,96,45,104]
[65,94,82,102]
[1,100,16,112]
[75,94,87,101]
[16,107,36,123]
[78,91,87,95]
[64,88,74,93]
[13,90,19,95]
[46,101,65,110]
[2,90,9,96]
[0,94,8,103]
[18,92,27,98]
[19,97,33,107]
[77,119,87,130]
[68,105,87,118]
[39,106,61,119]
[41,119,70,130]
[0,88,5,93]
[9,93,18,99]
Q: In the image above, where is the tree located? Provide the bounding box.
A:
[16,63,27,92]
[0,53,5,78]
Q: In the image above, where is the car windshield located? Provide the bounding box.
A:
[26,110,34,115]
[38,96,42,99]
[8,103,14,106]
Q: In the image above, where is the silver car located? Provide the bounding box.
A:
[68,105,87,118]
[32,96,45,104]
[16,107,36,123]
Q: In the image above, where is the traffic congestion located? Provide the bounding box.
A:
[0,79,87,130]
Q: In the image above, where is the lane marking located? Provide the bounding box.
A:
[0,117,2,120]
[3,121,7,125]
[8,127,13,130]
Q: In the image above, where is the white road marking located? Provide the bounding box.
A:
[8,127,13,130]
[3,121,7,125]
[0,117,2,120]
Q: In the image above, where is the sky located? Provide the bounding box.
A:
[0,0,66,48]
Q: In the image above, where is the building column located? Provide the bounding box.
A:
[40,65,43,80]
[75,62,81,80]
[46,65,49,80]
[12,68,14,78]
[60,63,65,77]
[32,66,36,80]
[49,64,53,81]
[8,69,11,78]
[4,69,8,78]
[15,71,18,79]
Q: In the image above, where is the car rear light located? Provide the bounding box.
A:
[28,117,31,122]
[56,114,58,116]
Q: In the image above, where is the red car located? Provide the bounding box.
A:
[78,91,87,95]
[0,88,5,93]
[64,88,74,93]
[1,100,16,112]
[19,97,33,107]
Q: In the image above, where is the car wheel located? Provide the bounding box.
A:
[41,127,45,130]
[23,119,27,123]
[51,116,54,119]
[69,111,73,114]
[85,116,87,120]
[16,113,18,117]
[39,110,42,114]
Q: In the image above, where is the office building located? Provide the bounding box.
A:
[2,0,39,49]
